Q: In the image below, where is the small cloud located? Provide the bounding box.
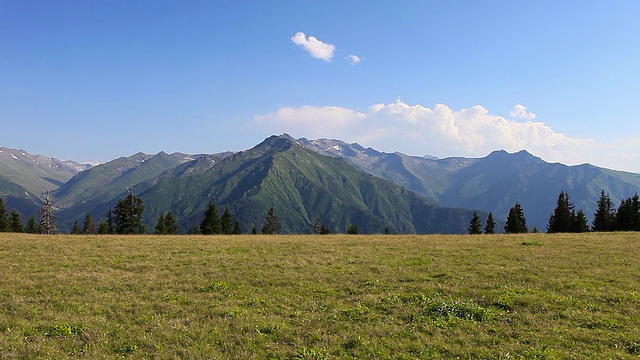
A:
[346,54,363,65]
[510,104,537,121]
[291,32,335,62]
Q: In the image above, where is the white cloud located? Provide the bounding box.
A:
[510,104,537,121]
[253,101,640,171]
[346,54,362,65]
[291,32,335,61]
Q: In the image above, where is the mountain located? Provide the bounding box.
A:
[0,147,92,196]
[54,151,220,230]
[131,135,478,234]
[299,138,640,229]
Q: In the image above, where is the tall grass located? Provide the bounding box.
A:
[0,232,638,358]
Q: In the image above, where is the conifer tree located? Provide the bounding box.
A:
[468,211,482,235]
[547,191,574,233]
[97,221,109,234]
[484,212,496,234]
[200,202,221,234]
[113,189,146,234]
[346,224,358,234]
[592,190,616,231]
[220,206,234,234]
[504,202,528,234]
[39,191,57,235]
[0,198,9,232]
[261,206,280,234]
[9,210,23,233]
[251,226,257,235]
[233,219,242,234]
[82,213,97,235]
[313,217,324,235]
[25,215,39,234]
[70,220,82,235]
[571,209,590,233]
[155,212,178,235]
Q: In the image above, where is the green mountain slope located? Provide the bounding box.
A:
[300,139,640,230]
[138,135,477,234]
[0,147,91,196]
[54,151,203,231]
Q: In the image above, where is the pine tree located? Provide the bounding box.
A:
[220,206,234,234]
[571,209,590,233]
[233,219,242,234]
[82,213,97,235]
[346,224,358,234]
[615,194,640,231]
[504,202,528,234]
[468,211,482,235]
[313,217,324,235]
[164,212,178,234]
[155,214,167,235]
[484,212,496,234]
[113,189,146,234]
[200,202,221,235]
[97,221,109,234]
[25,215,39,234]
[251,226,257,235]
[155,212,179,235]
[9,210,23,233]
[261,206,280,234]
[0,198,9,232]
[70,220,82,235]
[547,191,574,233]
[39,191,57,235]
[592,190,616,231]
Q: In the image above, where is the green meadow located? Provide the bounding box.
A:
[0,233,639,359]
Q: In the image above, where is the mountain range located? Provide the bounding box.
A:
[2,135,640,233]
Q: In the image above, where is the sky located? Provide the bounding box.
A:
[1,1,640,172]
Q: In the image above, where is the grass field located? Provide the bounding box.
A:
[0,232,639,359]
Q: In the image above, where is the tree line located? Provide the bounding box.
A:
[468,190,640,234]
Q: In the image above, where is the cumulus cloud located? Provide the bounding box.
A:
[291,32,335,61]
[510,104,537,121]
[346,54,363,65]
[255,101,625,169]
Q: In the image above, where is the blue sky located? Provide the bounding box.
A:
[2,1,639,171]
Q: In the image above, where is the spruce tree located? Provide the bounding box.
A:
[0,198,9,232]
[71,220,82,235]
[200,202,221,235]
[98,221,109,234]
[163,212,178,234]
[233,219,242,234]
[592,190,616,231]
[83,213,97,235]
[39,191,57,235]
[9,210,23,233]
[313,217,324,235]
[346,224,358,234]
[484,212,496,234]
[261,206,280,234]
[571,209,590,233]
[504,202,528,234]
[155,212,178,235]
[25,215,39,234]
[113,190,146,234]
[468,212,482,234]
[220,206,234,234]
[547,191,574,233]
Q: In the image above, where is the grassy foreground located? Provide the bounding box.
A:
[0,233,639,359]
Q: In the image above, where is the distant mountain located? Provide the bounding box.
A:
[299,138,640,229]
[132,135,478,234]
[54,151,222,230]
[0,147,92,196]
